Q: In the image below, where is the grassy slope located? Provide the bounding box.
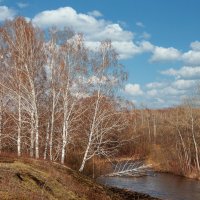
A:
[0,156,160,200]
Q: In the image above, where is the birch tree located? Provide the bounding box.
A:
[79,41,126,172]
[0,17,46,158]
[43,28,63,161]
[59,31,88,164]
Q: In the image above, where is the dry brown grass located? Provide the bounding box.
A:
[0,155,161,200]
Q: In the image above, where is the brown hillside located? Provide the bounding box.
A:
[0,157,161,200]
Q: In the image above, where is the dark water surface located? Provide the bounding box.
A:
[97,173,200,200]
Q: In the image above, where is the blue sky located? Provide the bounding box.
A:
[1,0,200,108]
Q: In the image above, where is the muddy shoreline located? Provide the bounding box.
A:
[107,186,161,200]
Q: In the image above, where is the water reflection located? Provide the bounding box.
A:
[97,173,200,200]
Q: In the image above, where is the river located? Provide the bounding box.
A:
[97,173,200,200]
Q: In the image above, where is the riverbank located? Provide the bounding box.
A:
[107,186,161,200]
[0,156,161,200]
[146,158,200,181]
[104,156,200,180]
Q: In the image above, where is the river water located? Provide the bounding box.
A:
[97,173,200,200]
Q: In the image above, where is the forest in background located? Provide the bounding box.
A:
[0,17,199,179]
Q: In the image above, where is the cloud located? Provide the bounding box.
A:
[149,41,200,64]
[88,23,133,42]
[138,84,183,108]
[0,6,16,21]
[17,2,29,8]
[155,98,165,104]
[182,50,200,65]
[33,6,200,63]
[151,86,184,96]
[144,74,196,107]
[125,83,144,96]
[117,20,127,28]
[32,7,103,31]
[24,17,31,22]
[138,41,154,52]
[32,7,162,60]
[190,41,200,51]
[87,10,103,17]
[162,86,185,96]
[150,46,181,62]
[136,21,145,28]
[141,32,151,40]
[32,7,143,59]
[180,41,200,65]
[111,41,141,59]
[143,65,199,108]
[161,66,200,79]
[147,89,158,97]
[146,82,165,89]
[172,79,196,90]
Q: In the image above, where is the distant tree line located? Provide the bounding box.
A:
[123,103,200,177]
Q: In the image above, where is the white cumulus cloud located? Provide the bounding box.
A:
[146,82,165,89]
[125,83,144,96]
[150,46,181,62]
[172,79,196,90]
[149,41,200,64]
[147,89,158,97]
[182,50,200,65]
[87,10,103,17]
[0,6,16,21]
[32,7,135,59]
[32,7,152,59]
[190,41,200,51]
[161,66,200,79]
[160,86,185,96]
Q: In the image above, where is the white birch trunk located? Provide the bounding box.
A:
[25,63,40,159]
[44,122,50,160]
[61,120,68,164]
[17,95,21,157]
[30,112,34,157]
[79,91,100,172]
[79,136,91,172]
[35,111,39,159]
[61,90,69,164]
[60,66,70,164]
[49,90,55,161]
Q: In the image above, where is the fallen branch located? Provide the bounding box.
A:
[105,160,152,177]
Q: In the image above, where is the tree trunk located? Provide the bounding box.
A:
[79,91,100,172]
[61,120,68,164]
[30,112,34,157]
[17,95,21,157]
[79,135,92,172]
[35,112,39,159]
[44,122,50,160]
[49,91,55,161]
